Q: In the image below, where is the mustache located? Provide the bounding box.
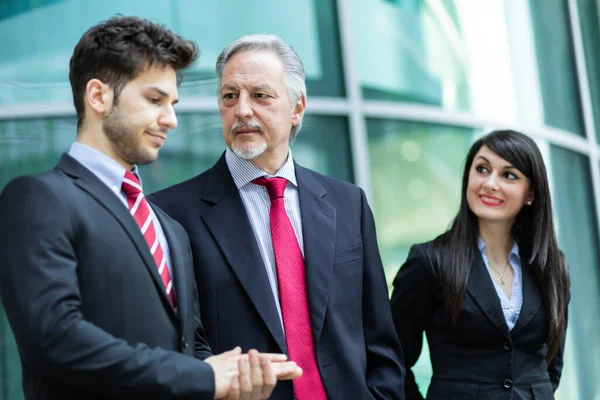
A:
[231,120,264,134]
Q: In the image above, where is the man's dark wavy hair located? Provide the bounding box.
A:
[69,15,198,128]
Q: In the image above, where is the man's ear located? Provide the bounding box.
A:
[291,94,306,127]
[85,79,113,117]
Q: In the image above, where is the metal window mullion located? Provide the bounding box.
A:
[567,0,600,244]
[335,0,372,199]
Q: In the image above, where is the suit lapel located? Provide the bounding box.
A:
[152,205,186,320]
[201,156,287,353]
[511,259,543,335]
[296,165,336,347]
[466,251,510,338]
[57,154,177,318]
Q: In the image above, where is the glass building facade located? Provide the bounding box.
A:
[1,0,599,398]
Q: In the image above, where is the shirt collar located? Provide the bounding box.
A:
[477,236,520,261]
[225,147,297,189]
[68,142,142,191]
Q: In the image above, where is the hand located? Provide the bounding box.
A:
[225,349,276,400]
[205,346,242,399]
[206,348,303,399]
[233,353,302,380]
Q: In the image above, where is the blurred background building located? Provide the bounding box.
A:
[1,0,599,398]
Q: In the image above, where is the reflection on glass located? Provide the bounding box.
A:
[366,120,474,394]
[351,0,583,134]
[0,0,343,106]
[548,147,600,400]
[578,0,600,143]
[367,120,473,276]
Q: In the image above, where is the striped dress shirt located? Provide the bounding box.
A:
[225,148,303,328]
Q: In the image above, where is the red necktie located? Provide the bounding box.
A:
[122,171,176,308]
[252,177,327,400]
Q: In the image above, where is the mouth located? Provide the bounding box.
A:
[233,128,262,135]
[145,131,166,145]
[479,194,503,206]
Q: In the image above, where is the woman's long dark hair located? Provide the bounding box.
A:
[431,129,569,362]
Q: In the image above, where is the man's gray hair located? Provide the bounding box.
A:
[216,34,306,141]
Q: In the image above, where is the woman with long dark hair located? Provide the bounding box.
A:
[391,130,570,399]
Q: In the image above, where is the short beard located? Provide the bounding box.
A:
[103,105,156,166]
[230,120,266,160]
[232,141,267,160]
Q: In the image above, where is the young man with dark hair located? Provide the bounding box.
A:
[0,17,299,400]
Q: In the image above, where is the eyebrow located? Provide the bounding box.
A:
[252,84,275,92]
[220,84,276,92]
[476,156,516,169]
[148,86,179,104]
[221,84,237,92]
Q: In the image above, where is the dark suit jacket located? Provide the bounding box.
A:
[150,153,405,400]
[0,154,215,400]
[391,242,566,400]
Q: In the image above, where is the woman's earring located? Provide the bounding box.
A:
[526,200,533,206]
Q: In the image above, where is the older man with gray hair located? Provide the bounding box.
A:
[151,34,406,400]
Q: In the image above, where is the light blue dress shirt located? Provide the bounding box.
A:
[478,237,523,331]
[68,142,173,278]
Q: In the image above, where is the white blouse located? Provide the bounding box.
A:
[478,238,523,331]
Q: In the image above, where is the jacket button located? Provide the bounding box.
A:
[503,379,513,389]
[182,336,189,349]
[503,341,513,351]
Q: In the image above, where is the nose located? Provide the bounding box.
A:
[483,174,499,191]
[159,104,178,130]
[236,93,253,120]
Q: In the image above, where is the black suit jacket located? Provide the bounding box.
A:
[0,154,215,400]
[391,242,566,400]
[150,153,405,400]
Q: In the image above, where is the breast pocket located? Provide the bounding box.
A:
[531,381,554,400]
[333,244,363,267]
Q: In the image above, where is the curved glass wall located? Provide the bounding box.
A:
[1,1,600,399]
[350,0,584,135]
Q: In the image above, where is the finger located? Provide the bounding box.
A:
[258,353,288,363]
[238,354,252,400]
[260,354,277,399]
[228,375,240,400]
[275,368,304,380]
[248,350,264,399]
[225,346,242,356]
[272,362,303,380]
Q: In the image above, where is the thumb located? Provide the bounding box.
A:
[221,346,242,357]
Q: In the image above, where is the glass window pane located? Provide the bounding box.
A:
[0,0,343,108]
[548,147,600,400]
[0,118,74,189]
[351,0,584,135]
[0,306,20,400]
[577,0,600,143]
[367,120,475,395]
[367,119,473,278]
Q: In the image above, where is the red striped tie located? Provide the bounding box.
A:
[252,177,327,400]
[122,171,176,308]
